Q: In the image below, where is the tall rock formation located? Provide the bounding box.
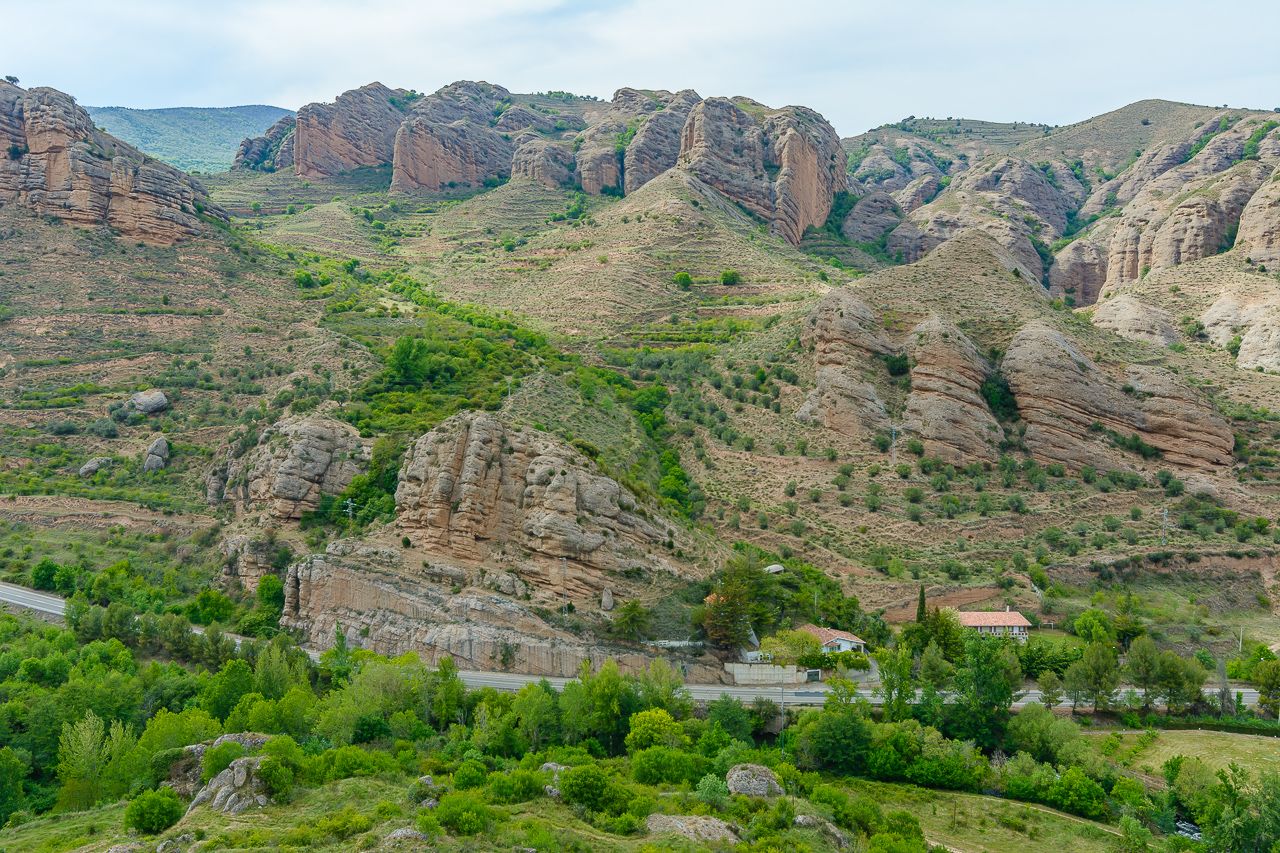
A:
[794,288,893,434]
[389,81,514,192]
[395,412,675,594]
[901,316,1002,462]
[678,97,846,245]
[0,81,222,243]
[232,114,295,172]
[206,414,371,521]
[293,82,409,178]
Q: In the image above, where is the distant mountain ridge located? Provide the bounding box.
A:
[85,103,291,172]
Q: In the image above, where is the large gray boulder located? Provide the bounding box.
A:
[79,457,112,477]
[130,389,169,414]
[726,763,783,797]
[143,435,170,472]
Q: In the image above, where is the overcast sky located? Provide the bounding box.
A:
[6,0,1279,136]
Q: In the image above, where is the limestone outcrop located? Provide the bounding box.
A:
[187,756,269,816]
[1237,172,1280,264]
[233,114,295,172]
[293,82,409,178]
[208,414,370,520]
[389,81,514,192]
[395,412,673,590]
[646,814,739,843]
[902,317,1002,462]
[726,764,783,797]
[678,97,846,245]
[1200,289,1280,371]
[1048,239,1108,305]
[0,81,222,243]
[1003,321,1232,471]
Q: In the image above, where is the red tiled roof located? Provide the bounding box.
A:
[956,610,1031,628]
[796,623,866,646]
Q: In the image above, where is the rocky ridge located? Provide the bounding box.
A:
[0,80,223,243]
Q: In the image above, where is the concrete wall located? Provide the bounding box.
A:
[725,662,806,685]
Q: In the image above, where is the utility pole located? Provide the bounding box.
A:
[890,424,897,466]
[343,498,356,523]
[1161,507,1168,545]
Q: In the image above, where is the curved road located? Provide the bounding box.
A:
[0,581,1259,708]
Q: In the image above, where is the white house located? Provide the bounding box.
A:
[797,623,868,654]
[956,609,1032,642]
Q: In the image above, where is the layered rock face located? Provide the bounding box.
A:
[232,114,295,172]
[1003,322,1233,471]
[395,412,672,592]
[511,138,575,189]
[0,81,222,243]
[293,82,408,178]
[901,316,1002,462]
[389,81,515,192]
[840,191,902,243]
[886,154,1079,278]
[207,414,371,520]
[1089,294,1178,346]
[678,97,847,245]
[1200,288,1280,371]
[794,289,894,434]
[623,89,701,193]
[280,540,712,678]
[797,291,1002,461]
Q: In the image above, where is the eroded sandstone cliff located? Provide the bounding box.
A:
[0,81,222,243]
[207,414,371,521]
[293,82,409,178]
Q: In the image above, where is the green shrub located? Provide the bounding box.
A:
[315,808,373,839]
[453,758,488,789]
[487,769,542,804]
[201,740,246,782]
[124,787,183,834]
[435,792,495,835]
[695,773,729,809]
[673,272,693,289]
[720,269,741,285]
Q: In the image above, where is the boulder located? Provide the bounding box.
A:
[893,173,943,213]
[209,414,371,520]
[79,457,112,477]
[168,733,271,799]
[143,435,170,472]
[601,588,615,611]
[187,755,270,816]
[794,814,849,848]
[293,82,408,178]
[645,814,739,843]
[726,763,783,797]
[130,388,169,414]
[0,81,224,244]
[382,828,429,847]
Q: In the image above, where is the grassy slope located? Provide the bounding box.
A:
[85,105,292,173]
[1094,729,1280,779]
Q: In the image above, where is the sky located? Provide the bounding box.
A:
[6,0,1280,137]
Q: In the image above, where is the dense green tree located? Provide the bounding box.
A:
[949,634,1021,749]
[1125,635,1161,709]
[1254,659,1280,718]
[511,681,559,750]
[707,695,753,742]
[0,746,27,826]
[875,646,915,722]
[124,786,183,834]
[1065,642,1120,713]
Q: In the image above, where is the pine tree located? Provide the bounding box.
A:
[916,585,927,623]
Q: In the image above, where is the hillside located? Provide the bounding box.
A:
[2,76,1280,853]
[85,103,292,172]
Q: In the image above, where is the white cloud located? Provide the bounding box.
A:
[4,0,1278,134]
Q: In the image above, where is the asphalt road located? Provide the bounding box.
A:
[0,581,1259,708]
